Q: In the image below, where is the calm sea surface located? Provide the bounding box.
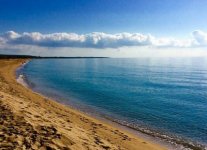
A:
[19,58,207,149]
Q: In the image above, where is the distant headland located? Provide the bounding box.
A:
[0,54,109,59]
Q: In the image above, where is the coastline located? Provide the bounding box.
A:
[17,59,206,150]
[0,58,166,149]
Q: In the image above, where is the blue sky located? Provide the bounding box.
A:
[0,0,207,36]
[0,0,207,57]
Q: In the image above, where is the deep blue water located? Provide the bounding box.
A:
[20,58,207,149]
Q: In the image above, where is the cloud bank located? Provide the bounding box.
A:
[0,30,207,49]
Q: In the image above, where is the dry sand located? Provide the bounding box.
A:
[0,59,166,150]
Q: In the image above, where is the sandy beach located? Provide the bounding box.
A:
[0,59,166,150]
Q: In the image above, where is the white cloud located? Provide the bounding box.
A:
[0,30,207,49]
[3,31,20,39]
[2,31,154,48]
[192,30,207,46]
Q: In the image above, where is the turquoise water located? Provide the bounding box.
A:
[19,58,207,149]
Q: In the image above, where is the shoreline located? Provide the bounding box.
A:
[16,59,174,149]
[0,58,166,149]
[17,59,206,150]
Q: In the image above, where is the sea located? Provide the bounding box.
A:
[17,58,207,150]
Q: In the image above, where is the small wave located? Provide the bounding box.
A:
[16,61,35,88]
[106,118,206,150]
[17,74,28,87]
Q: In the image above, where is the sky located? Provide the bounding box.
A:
[0,0,207,57]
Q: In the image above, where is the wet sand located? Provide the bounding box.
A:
[0,59,166,150]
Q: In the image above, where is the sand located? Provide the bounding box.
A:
[0,59,166,150]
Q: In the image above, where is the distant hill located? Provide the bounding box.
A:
[0,54,109,59]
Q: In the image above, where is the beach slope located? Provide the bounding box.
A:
[0,59,165,150]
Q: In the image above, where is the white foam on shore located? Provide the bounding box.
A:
[17,74,28,87]
[16,60,30,88]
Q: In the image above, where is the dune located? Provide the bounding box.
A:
[0,59,166,150]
